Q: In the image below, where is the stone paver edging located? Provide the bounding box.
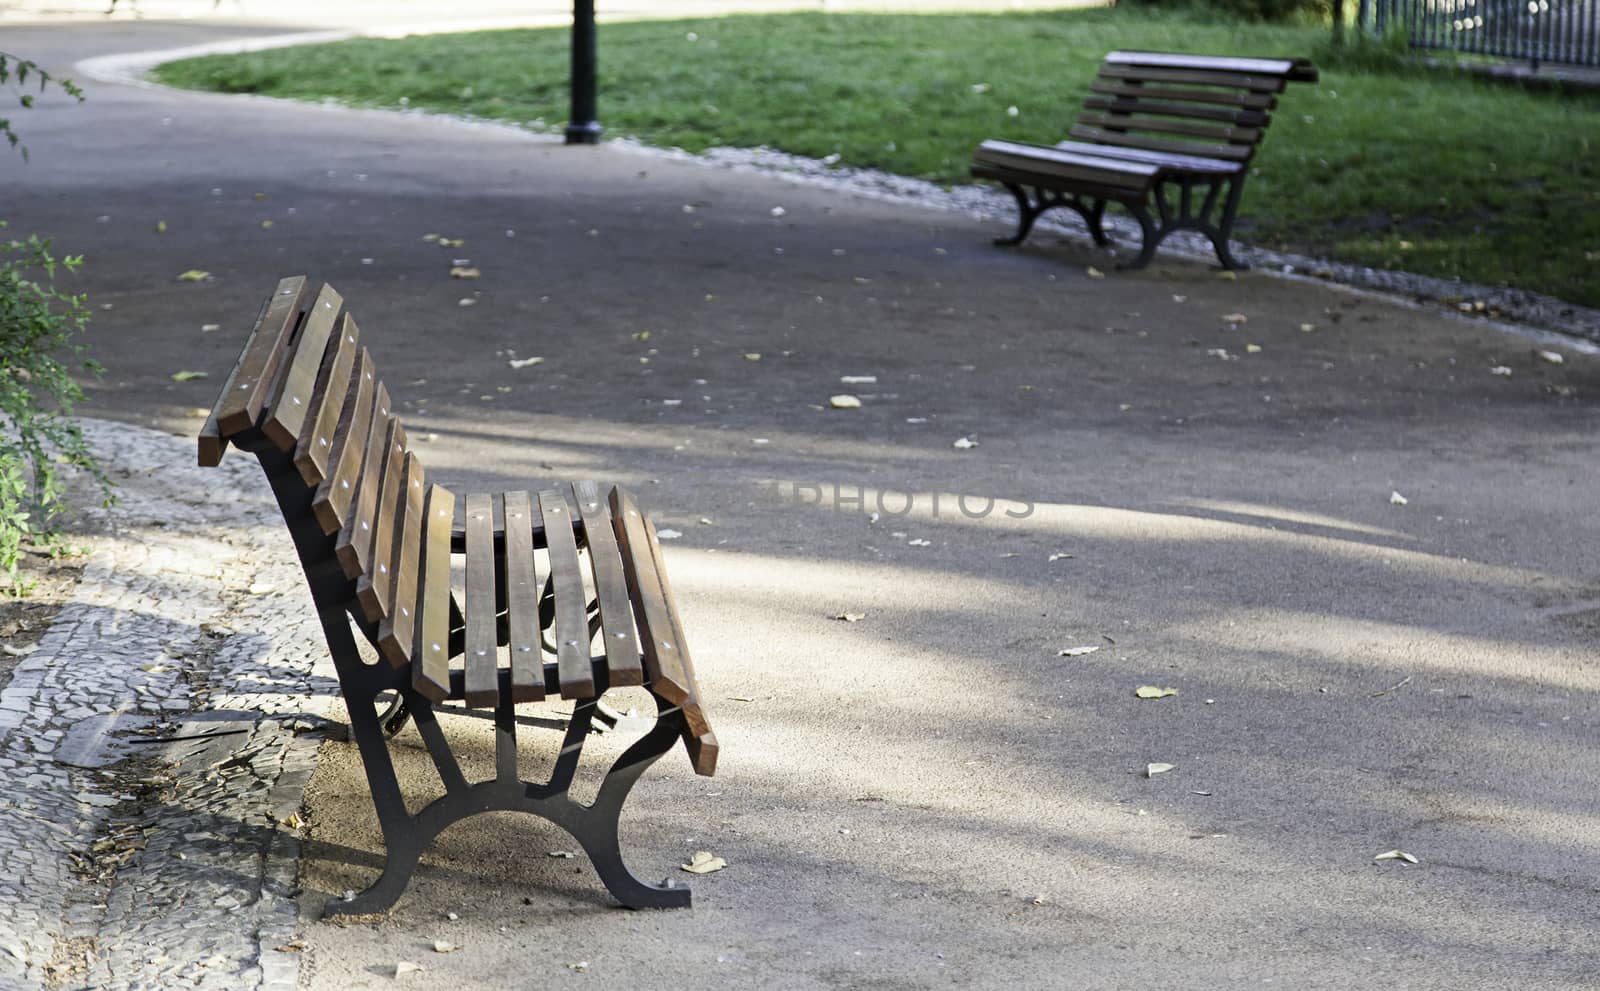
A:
[0,419,332,991]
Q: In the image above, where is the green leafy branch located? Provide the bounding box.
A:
[0,51,85,161]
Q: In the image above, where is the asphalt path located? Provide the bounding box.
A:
[5,21,1600,990]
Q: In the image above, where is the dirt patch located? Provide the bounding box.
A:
[0,545,87,689]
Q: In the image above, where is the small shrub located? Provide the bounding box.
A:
[0,228,109,590]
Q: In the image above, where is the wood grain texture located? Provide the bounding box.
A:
[414,484,456,704]
[571,481,643,688]
[539,489,595,699]
[310,348,374,535]
[608,488,690,705]
[378,452,427,668]
[501,490,545,703]
[293,312,360,485]
[198,291,273,467]
[216,276,306,437]
[263,282,342,452]
[462,493,499,708]
[356,416,407,622]
[334,380,391,580]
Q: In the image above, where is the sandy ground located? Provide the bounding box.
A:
[5,19,1600,990]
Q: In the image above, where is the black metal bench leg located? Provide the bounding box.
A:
[1208,178,1250,271]
[1084,198,1110,247]
[995,182,1043,246]
[564,706,692,909]
[1120,202,1163,271]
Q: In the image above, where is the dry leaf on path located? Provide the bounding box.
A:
[508,357,544,369]
[681,851,727,874]
[450,266,480,280]
[952,437,978,449]
[177,270,211,282]
[1058,646,1100,657]
[1135,686,1178,699]
[1145,762,1175,777]
[1086,266,1105,279]
[829,395,862,409]
[394,961,422,979]
[833,613,865,622]
[1222,313,1248,325]
[171,370,208,382]
[1389,491,1408,506]
[432,940,458,954]
[1374,849,1419,864]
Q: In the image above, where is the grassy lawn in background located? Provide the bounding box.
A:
[154,7,1600,306]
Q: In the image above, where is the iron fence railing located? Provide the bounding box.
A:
[1367,0,1600,67]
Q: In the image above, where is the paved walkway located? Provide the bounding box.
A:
[2,16,1599,991]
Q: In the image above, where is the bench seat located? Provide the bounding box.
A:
[973,49,1317,270]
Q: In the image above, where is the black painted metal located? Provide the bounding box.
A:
[996,175,1249,272]
[565,0,603,144]
[243,441,690,916]
[1371,0,1599,68]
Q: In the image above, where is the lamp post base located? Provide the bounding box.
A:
[564,121,603,145]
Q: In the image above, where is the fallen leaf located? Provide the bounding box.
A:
[1086,266,1105,280]
[547,850,576,858]
[840,375,877,384]
[394,961,422,978]
[1299,323,1315,332]
[1,644,36,658]
[1389,491,1408,506]
[1537,349,1564,365]
[1245,343,1262,353]
[1135,685,1178,699]
[744,353,762,361]
[907,538,931,547]
[656,529,683,540]
[681,851,727,874]
[432,940,458,954]
[457,298,476,307]
[260,219,274,230]
[171,370,208,382]
[952,437,978,449]
[833,613,865,622]
[1145,762,1175,777]
[1374,849,1418,864]
[830,394,862,409]
[770,206,787,217]
[1489,366,1513,376]
[275,940,306,953]
[154,220,167,234]
[200,323,221,332]
[281,812,304,829]
[450,266,480,280]
[1048,552,1073,561]
[508,356,544,369]
[1191,790,1213,796]
[177,270,211,282]
[1058,646,1100,657]
[1216,270,1238,281]
[568,962,590,973]
[1222,313,1248,325]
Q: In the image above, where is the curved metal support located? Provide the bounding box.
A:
[1121,202,1163,271]
[996,183,1112,249]
[324,700,690,918]
[1116,175,1250,272]
[994,183,1042,246]
[377,691,410,737]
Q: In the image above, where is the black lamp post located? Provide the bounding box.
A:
[565,0,602,143]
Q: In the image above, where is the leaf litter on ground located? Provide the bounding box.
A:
[1135,685,1178,699]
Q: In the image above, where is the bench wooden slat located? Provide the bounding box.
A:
[1051,140,1244,175]
[1104,49,1306,76]
[293,313,360,486]
[379,452,427,668]
[1089,80,1278,110]
[501,490,545,703]
[414,484,455,704]
[636,506,717,777]
[572,481,644,689]
[608,489,692,706]
[1068,124,1255,162]
[1098,63,1290,94]
[356,416,407,622]
[334,380,392,580]
[538,489,596,699]
[1084,95,1269,128]
[1077,111,1262,146]
[263,283,342,453]
[215,276,307,438]
[310,348,375,535]
[462,492,499,707]
[973,140,1159,192]
[199,292,274,466]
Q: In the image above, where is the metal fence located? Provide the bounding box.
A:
[1368,0,1600,67]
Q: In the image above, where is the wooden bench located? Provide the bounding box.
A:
[197,277,718,917]
[972,50,1318,270]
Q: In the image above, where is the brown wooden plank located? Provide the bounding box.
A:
[292,313,360,485]
[538,489,595,699]
[1084,95,1268,127]
[414,484,456,704]
[355,415,407,622]
[636,499,717,776]
[1104,50,1303,76]
[216,276,307,437]
[334,381,392,580]
[310,348,375,535]
[973,139,1158,192]
[198,293,274,467]
[571,481,643,688]
[262,283,342,452]
[1077,111,1261,145]
[1068,124,1255,162]
[1089,80,1278,110]
[501,490,545,703]
[971,163,1146,207]
[462,492,500,707]
[378,453,427,669]
[1051,140,1244,176]
[1098,62,1289,94]
[608,488,691,706]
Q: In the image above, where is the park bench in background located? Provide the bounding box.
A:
[972,50,1318,270]
[198,277,717,917]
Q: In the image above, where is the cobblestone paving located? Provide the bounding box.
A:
[0,419,335,991]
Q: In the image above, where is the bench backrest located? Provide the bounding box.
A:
[199,276,432,664]
[1074,50,1318,164]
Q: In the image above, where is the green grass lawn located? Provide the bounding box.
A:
[154,7,1600,306]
